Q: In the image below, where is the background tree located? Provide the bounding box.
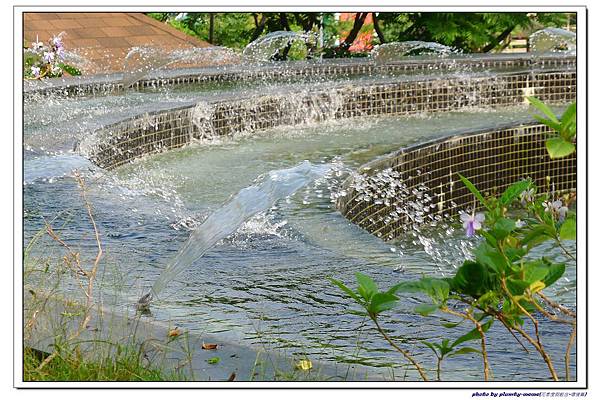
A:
[147,12,571,56]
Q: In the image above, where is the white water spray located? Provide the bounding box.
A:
[138,161,331,308]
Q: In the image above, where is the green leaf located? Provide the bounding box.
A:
[388,280,423,295]
[442,321,463,328]
[58,63,82,76]
[329,277,362,304]
[458,174,489,210]
[475,291,499,309]
[414,303,439,316]
[473,242,507,274]
[499,180,531,206]
[542,263,566,288]
[451,320,493,348]
[480,230,497,248]
[528,96,559,123]
[561,102,576,126]
[447,347,481,357]
[533,116,562,132]
[560,218,576,240]
[421,340,440,357]
[493,218,517,240]
[521,224,554,247]
[506,278,529,296]
[560,102,577,140]
[368,292,399,315]
[355,272,378,302]
[452,261,498,298]
[207,357,220,364]
[389,278,449,304]
[523,261,549,285]
[420,277,450,304]
[546,137,575,159]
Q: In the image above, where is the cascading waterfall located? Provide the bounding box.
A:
[137,161,331,309]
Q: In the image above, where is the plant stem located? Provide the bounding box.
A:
[555,237,576,261]
[565,325,576,381]
[436,357,442,381]
[500,280,558,381]
[371,317,429,381]
[537,292,577,318]
[442,307,490,381]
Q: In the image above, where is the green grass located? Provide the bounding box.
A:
[24,345,183,382]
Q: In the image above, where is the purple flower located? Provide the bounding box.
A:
[460,212,485,237]
[55,46,65,60]
[42,51,55,63]
[51,33,64,48]
[30,65,40,77]
[520,188,535,205]
[543,200,568,222]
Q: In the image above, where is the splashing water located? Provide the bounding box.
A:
[529,27,576,55]
[121,46,241,88]
[242,31,315,63]
[371,41,458,63]
[138,161,331,308]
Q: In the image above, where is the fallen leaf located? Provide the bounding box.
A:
[202,342,218,350]
[168,327,182,338]
[227,372,236,381]
[295,359,312,371]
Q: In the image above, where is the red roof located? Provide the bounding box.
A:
[24,12,212,73]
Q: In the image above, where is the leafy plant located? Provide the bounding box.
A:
[24,32,81,79]
[528,97,576,159]
[331,175,576,381]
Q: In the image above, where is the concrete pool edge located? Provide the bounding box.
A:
[23,290,394,382]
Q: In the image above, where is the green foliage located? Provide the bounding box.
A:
[560,218,576,240]
[377,12,567,52]
[527,97,576,159]
[331,168,575,381]
[58,63,81,76]
[24,346,181,381]
[458,173,489,210]
[147,12,572,59]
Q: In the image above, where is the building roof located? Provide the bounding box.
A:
[24,12,212,73]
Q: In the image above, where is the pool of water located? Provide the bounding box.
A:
[23,82,576,381]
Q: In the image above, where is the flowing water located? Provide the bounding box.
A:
[530,27,577,55]
[371,41,458,63]
[24,72,576,380]
[242,31,315,63]
[122,46,241,88]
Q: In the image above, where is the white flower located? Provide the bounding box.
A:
[543,200,568,222]
[30,65,40,77]
[43,51,55,63]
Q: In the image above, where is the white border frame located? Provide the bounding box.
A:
[12,3,588,392]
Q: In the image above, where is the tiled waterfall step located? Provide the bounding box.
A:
[336,121,576,241]
[77,69,576,170]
